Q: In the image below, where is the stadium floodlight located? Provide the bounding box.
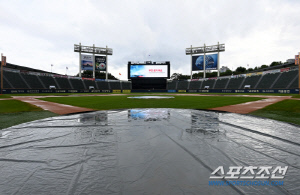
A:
[74,43,113,80]
[185,44,225,55]
[186,42,225,79]
[74,44,113,55]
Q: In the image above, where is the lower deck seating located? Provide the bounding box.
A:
[69,79,85,90]
[3,71,28,89]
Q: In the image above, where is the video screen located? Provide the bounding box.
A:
[129,65,169,78]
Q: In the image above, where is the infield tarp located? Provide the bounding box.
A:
[0,109,299,194]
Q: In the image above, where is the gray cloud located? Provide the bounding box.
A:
[0,0,299,79]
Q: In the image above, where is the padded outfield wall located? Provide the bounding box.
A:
[2,88,299,94]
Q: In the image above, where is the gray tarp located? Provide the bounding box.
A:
[0,109,299,194]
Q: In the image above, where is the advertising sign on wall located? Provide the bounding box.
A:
[192,54,218,71]
[81,54,93,71]
[129,65,168,78]
[296,55,299,65]
[95,56,106,71]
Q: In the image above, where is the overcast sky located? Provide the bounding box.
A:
[0,0,299,80]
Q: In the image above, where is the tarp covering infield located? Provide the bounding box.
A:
[0,109,299,195]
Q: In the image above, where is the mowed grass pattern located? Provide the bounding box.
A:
[40,95,263,110]
[0,100,57,129]
[250,99,300,125]
[0,100,42,113]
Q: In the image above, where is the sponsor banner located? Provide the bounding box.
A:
[295,55,299,65]
[122,90,131,93]
[1,89,298,94]
[178,90,186,93]
[192,54,218,71]
[81,54,93,71]
[112,90,121,93]
[272,69,281,73]
[101,90,111,93]
[130,65,168,78]
[95,79,106,81]
[191,79,199,81]
[257,72,263,75]
[28,71,41,76]
[1,55,6,66]
[95,56,106,71]
[242,72,257,77]
[187,90,197,93]
[68,76,81,80]
[280,68,290,72]
[208,77,217,80]
[82,77,95,81]
[53,74,68,78]
[3,67,18,73]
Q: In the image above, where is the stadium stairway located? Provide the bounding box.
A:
[37,76,46,89]
[19,73,31,89]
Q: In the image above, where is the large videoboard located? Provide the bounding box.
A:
[128,61,170,79]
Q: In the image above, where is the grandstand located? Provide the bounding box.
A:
[55,77,72,89]
[214,78,229,89]
[201,79,216,89]
[243,75,262,89]
[226,77,245,89]
[0,63,299,93]
[273,69,298,89]
[256,72,280,89]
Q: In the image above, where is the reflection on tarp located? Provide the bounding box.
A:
[187,111,220,133]
[0,109,299,195]
[128,109,170,121]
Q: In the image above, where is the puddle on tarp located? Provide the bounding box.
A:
[0,109,299,195]
[127,96,174,99]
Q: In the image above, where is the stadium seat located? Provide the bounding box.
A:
[83,80,96,89]
[243,75,262,89]
[256,73,280,89]
[22,74,44,89]
[214,78,229,89]
[201,79,215,89]
[109,81,121,90]
[96,81,110,90]
[227,77,245,89]
[273,70,298,89]
[177,81,189,90]
[55,77,72,89]
[122,82,132,90]
[189,81,202,89]
[3,71,29,89]
[69,79,85,90]
[167,81,177,90]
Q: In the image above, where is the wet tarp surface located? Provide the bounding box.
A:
[0,109,299,195]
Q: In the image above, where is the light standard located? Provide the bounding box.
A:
[66,67,68,75]
[51,64,53,73]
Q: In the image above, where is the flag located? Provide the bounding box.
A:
[119,73,121,75]
[66,67,68,69]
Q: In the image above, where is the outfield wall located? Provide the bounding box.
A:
[2,88,299,94]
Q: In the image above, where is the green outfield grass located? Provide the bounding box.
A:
[39,95,263,110]
[250,99,300,125]
[1,93,299,99]
[0,100,57,129]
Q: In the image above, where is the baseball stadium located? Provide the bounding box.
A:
[1,1,300,195]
